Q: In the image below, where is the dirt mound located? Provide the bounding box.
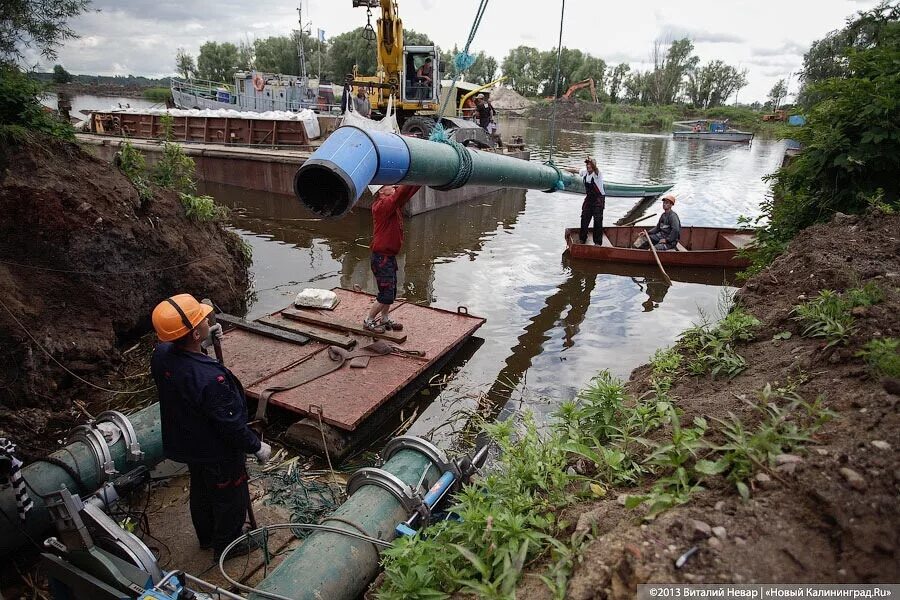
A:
[528,211,900,596]
[0,135,250,458]
[527,98,599,122]
[490,86,534,113]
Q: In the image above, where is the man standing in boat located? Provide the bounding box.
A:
[565,157,606,245]
[150,294,271,560]
[633,195,681,250]
[364,184,422,333]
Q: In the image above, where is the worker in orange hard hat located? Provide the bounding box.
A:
[150,293,271,560]
[633,195,682,251]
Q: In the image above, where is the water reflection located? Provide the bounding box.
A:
[199,121,781,440]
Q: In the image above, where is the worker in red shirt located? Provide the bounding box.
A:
[364,184,421,333]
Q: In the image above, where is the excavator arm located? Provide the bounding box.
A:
[562,78,598,102]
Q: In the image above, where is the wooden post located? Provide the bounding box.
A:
[643,231,673,286]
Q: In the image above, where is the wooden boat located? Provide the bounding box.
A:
[565,226,755,268]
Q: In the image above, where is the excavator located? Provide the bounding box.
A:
[561,78,598,102]
[350,0,495,146]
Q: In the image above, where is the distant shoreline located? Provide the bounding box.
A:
[47,82,150,99]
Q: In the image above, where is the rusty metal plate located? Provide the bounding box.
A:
[219,328,321,388]
[243,289,485,431]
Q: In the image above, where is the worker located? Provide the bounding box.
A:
[633,195,681,250]
[364,185,422,333]
[475,94,496,130]
[341,75,353,114]
[462,95,477,120]
[150,294,271,560]
[416,57,434,85]
[352,87,371,118]
[564,157,606,245]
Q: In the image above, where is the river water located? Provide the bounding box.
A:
[197,116,786,442]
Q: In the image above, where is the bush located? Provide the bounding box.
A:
[856,338,900,378]
[179,194,227,221]
[0,66,74,140]
[745,7,900,273]
[142,87,172,103]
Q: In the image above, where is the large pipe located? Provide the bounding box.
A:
[294,126,674,217]
[251,447,441,600]
[0,403,164,556]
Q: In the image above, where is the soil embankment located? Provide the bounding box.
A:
[0,136,250,458]
[526,211,900,596]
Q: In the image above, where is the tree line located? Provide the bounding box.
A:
[177,32,752,108]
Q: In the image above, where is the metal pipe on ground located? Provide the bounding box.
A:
[0,403,164,557]
[250,448,441,600]
[293,126,674,217]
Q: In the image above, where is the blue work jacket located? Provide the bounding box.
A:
[151,343,261,464]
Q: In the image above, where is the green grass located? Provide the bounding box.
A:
[856,338,900,378]
[680,307,760,378]
[792,284,884,347]
[142,87,172,103]
[179,193,228,221]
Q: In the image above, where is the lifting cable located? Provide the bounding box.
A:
[430,0,491,140]
[546,0,567,188]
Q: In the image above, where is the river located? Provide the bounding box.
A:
[40,92,160,118]
[197,116,785,443]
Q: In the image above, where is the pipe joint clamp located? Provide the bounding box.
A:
[346,467,423,514]
[96,411,144,463]
[383,435,459,479]
[68,425,116,483]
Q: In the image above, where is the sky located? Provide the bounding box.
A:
[34,0,881,104]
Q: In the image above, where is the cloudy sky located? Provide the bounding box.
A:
[39,0,879,103]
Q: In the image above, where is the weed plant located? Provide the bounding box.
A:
[680,307,760,378]
[792,284,883,347]
[116,141,153,203]
[179,193,228,222]
[856,338,900,378]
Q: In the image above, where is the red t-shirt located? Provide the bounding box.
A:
[370,185,420,255]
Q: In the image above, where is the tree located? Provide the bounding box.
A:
[646,38,699,105]
[607,63,630,103]
[52,63,72,83]
[501,45,543,96]
[751,2,899,271]
[796,1,898,107]
[175,48,196,79]
[1,0,89,65]
[767,78,787,111]
[197,41,239,82]
[326,27,430,82]
[686,61,748,108]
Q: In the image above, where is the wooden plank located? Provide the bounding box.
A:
[281,307,407,343]
[217,313,310,345]
[256,315,356,349]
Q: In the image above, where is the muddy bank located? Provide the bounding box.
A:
[0,135,250,458]
[520,211,899,596]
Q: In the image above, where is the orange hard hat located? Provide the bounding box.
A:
[662,195,676,205]
[151,294,213,342]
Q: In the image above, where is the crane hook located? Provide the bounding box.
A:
[363,7,376,44]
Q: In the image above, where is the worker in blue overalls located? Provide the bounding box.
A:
[150,294,271,560]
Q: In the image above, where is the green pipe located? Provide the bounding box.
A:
[251,449,440,600]
[0,403,164,556]
[293,126,674,217]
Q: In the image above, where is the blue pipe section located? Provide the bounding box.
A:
[396,470,457,537]
[294,126,410,217]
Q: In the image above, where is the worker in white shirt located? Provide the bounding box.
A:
[565,157,606,244]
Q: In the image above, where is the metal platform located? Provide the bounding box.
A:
[219,288,484,432]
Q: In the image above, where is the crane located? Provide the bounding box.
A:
[562,78,598,103]
[350,0,439,129]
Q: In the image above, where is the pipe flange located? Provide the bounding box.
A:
[96,411,144,463]
[383,436,459,479]
[346,467,421,514]
[68,425,116,483]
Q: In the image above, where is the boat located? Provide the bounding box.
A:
[603,182,675,198]
[171,71,332,113]
[672,119,754,143]
[565,226,755,268]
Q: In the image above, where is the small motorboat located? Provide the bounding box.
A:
[565,226,755,268]
[672,120,754,143]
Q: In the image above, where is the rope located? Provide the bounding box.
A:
[547,0,566,165]
[431,137,474,191]
[0,439,33,521]
[430,0,491,140]
[0,296,155,395]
